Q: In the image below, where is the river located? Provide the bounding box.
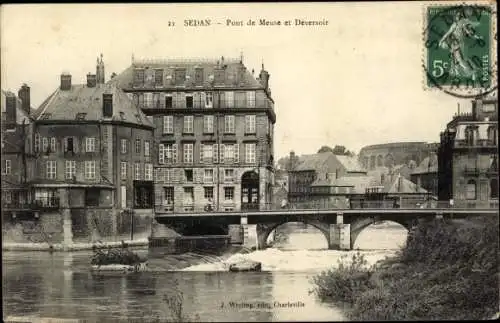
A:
[2,222,407,322]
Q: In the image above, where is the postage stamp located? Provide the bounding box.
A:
[423,3,497,98]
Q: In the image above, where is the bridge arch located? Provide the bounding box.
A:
[349,217,415,249]
[256,219,330,250]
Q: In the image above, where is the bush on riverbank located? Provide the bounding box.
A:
[312,217,499,320]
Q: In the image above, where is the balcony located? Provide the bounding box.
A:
[455,139,498,149]
[3,197,60,211]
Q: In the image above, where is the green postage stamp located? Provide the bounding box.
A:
[424,3,497,97]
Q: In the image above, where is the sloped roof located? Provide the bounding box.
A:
[311,175,337,187]
[32,83,154,128]
[384,175,428,193]
[412,155,438,174]
[110,57,264,90]
[336,155,366,172]
[332,175,379,193]
[294,152,334,171]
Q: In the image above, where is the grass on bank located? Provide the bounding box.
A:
[311,217,499,321]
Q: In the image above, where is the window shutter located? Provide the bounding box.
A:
[220,168,225,183]
[212,168,216,183]
[201,92,206,108]
[196,168,203,184]
[172,144,178,164]
[63,138,68,152]
[234,144,239,163]
[200,144,204,164]
[176,169,183,183]
[213,144,218,163]
[220,144,225,164]
[159,144,165,164]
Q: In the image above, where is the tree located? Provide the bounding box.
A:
[317,146,334,153]
[318,145,355,156]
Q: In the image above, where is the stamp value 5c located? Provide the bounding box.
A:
[424,4,496,96]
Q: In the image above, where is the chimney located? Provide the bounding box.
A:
[5,94,17,128]
[289,151,296,170]
[96,53,105,84]
[103,93,113,118]
[259,63,270,91]
[87,73,97,88]
[17,84,31,115]
[60,73,72,90]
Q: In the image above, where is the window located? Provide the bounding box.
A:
[225,91,234,108]
[46,160,57,179]
[85,188,100,207]
[186,95,194,109]
[84,161,96,180]
[183,116,194,133]
[183,143,193,163]
[487,126,497,145]
[2,160,11,175]
[203,115,214,133]
[204,187,214,200]
[165,95,173,109]
[121,162,127,179]
[465,179,476,200]
[223,144,236,163]
[205,92,213,108]
[163,116,174,134]
[245,115,256,133]
[465,127,475,146]
[64,137,75,152]
[144,93,153,108]
[134,183,153,209]
[224,115,235,133]
[3,191,12,204]
[183,187,194,207]
[42,137,49,152]
[65,160,76,179]
[224,187,235,201]
[135,139,141,154]
[491,179,499,199]
[144,141,150,157]
[246,91,256,108]
[144,163,153,180]
[85,137,96,152]
[34,133,40,152]
[135,163,141,180]
[164,143,177,164]
[50,137,56,152]
[224,169,234,182]
[164,187,174,205]
[155,69,163,86]
[137,93,144,108]
[121,139,128,154]
[134,69,145,86]
[204,169,214,182]
[159,144,165,164]
[245,143,256,163]
[184,169,193,182]
[201,144,213,163]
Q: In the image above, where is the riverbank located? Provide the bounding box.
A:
[2,238,149,252]
[312,217,500,320]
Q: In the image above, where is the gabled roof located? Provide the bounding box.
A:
[384,175,428,194]
[335,155,366,173]
[412,155,438,174]
[293,152,334,171]
[32,83,154,128]
[331,175,379,194]
[110,57,264,90]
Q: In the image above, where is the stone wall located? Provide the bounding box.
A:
[2,212,63,244]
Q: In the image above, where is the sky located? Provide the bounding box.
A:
[1,2,492,159]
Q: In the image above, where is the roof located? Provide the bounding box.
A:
[412,155,438,174]
[384,175,428,194]
[32,83,154,128]
[332,176,379,193]
[1,90,32,124]
[110,57,264,90]
[335,155,366,172]
[293,152,334,171]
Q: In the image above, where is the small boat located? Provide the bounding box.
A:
[228,260,262,272]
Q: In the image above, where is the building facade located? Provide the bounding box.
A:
[112,56,276,212]
[438,97,498,208]
[1,86,34,212]
[2,56,157,245]
[359,142,437,170]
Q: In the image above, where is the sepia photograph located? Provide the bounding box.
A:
[1,1,498,322]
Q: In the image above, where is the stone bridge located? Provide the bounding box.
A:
[153,209,498,250]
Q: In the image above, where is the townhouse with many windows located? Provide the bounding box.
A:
[111,56,276,212]
[24,56,155,241]
[438,97,498,208]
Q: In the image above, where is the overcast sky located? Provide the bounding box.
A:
[1,3,482,159]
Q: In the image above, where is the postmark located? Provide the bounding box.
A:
[423,3,497,98]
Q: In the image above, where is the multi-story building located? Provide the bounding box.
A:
[111,56,276,212]
[438,97,498,208]
[410,153,438,196]
[1,86,34,213]
[19,56,156,243]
